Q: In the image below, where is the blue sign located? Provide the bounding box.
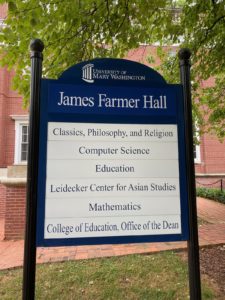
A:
[36,58,189,247]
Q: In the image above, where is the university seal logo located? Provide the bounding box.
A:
[82,64,94,83]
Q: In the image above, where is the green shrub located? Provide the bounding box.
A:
[196,187,225,204]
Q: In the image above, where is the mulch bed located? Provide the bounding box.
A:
[200,245,225,297]
[177,245,225,298]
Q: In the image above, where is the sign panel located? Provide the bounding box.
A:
[45,122,181,239]
[37,58,189,246]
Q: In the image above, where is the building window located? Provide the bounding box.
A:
[194,143,201,163]
[20,124,29,162]
[11,115,29,164]
[193,124,201,163]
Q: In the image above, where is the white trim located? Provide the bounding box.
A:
[13,118,29,164]
[196,173,225,177]
[11,115,28,121]
[0,168,7,177]
[194,144,201,164]
[0,177,26,186]
[194,123,201,164]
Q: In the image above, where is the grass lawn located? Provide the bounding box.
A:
[0,251,215,299]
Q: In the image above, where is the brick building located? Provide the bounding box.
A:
[0,10,224,240]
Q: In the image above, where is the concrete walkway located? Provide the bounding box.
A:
[0,197,225,270]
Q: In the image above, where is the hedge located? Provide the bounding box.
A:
[196,187,225,204]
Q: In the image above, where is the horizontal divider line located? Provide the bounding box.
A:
[46,194,180,198]
[47,140,178,143]
[45,195,180,198]
[46,180,179,182]
[46,181,180,183]
[45,195,180,199]
[45,214,181,220]
[46,158,179,161]
[46,177,180,179]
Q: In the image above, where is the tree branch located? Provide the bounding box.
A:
[200,15,225,45]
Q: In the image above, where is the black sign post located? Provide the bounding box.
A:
[178,49,202,300]
[22,39,44,300]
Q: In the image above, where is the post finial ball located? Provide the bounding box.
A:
[30,39,44,52]
[178,48,191,60]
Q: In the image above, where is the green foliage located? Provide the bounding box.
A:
[157,0,225,139]
[196,187,225,204]
[0,0,224,137]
